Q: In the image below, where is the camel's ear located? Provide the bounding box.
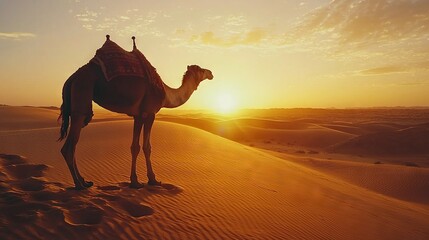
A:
[187,65,190,70]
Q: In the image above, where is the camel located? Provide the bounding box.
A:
[58,35,213,189]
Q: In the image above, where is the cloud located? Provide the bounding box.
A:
[0,32,36,40]
[292,0,429,47]
[398,80,429,86]
[184,0,429,52]
[181,14,278,48]
[75,9,98,22]
[189,29,268,47]
[358,61,429,76]
[74,8,163,37]
[359,66,408,75]
[224,15,247,27]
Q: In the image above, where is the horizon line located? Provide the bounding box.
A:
[2,104,429,111]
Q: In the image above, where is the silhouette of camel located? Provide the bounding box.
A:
[58,35,213,189]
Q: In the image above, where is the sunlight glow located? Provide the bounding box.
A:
[215,93,237,114]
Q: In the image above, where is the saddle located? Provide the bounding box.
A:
[90,35,165,97]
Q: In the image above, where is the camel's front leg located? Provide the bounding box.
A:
[143,113,161,185]
[130,116,144,188]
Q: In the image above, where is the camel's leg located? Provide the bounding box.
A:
[73,155,93,188]
[61,115,92,189]
[143,113,161,185]
[130,116,144,188]
[61,66,96,189]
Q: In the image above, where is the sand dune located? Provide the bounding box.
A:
[0,106,59,131]
[331,125,429,156]
[269,152,429,205]
[159,111,429,159]
[159,117,356,150]
[1,107,429,239]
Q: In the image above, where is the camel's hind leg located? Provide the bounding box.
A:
[61,115,93,189]
[61,65,96,189]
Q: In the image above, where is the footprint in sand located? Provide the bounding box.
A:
[0,155,101,228]
[94,189,154,218]
[14,177,46,191]
[116,198,154,218]
[0,154,66,225]
[146,183,184,194]
[4,163,49,179]
[0,154,49,192]
[0,154,160,232]
[64,205,105,226]
[1,201,52,223]
[0,154,26,166]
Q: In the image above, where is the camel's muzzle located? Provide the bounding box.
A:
[207,70,214,80]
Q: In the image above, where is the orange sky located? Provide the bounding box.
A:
[1,0,428,111]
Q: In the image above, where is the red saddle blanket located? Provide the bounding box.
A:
[90,38,164,96]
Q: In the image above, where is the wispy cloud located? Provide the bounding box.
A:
[224,15,247,28]
[189,29,268,47]
[177,14,282,48]
[183,0,429,53]
[75,9,98,22]
[0,32,36,40]
[290,0,429,50]
[358,61,429,76]
[74,8,163,37]
[359,66,408,76]
[397,80,429,86]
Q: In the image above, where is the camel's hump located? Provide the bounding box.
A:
[90,35,165,98]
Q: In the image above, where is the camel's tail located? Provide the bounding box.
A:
[58,79,72,141]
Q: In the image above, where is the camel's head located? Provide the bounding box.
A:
[185,65,213,90]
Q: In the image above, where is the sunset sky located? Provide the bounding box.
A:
[1,0,428,110]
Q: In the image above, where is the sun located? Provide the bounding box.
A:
[215,93,238,114]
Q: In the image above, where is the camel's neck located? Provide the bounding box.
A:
[162,76,197,108]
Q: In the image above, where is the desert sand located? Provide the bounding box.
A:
[1,106,429,239]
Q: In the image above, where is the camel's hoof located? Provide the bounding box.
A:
[83,181,94,188]
[74,180,93,190]
[74,185,87,190]
[148,179,162,186]
[130,182,145,189]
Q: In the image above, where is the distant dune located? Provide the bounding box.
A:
[158,117,356,150]
[1,106,429,239]
[158,113,429,159]
[330,125,429,156]
[0,106,59,131]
